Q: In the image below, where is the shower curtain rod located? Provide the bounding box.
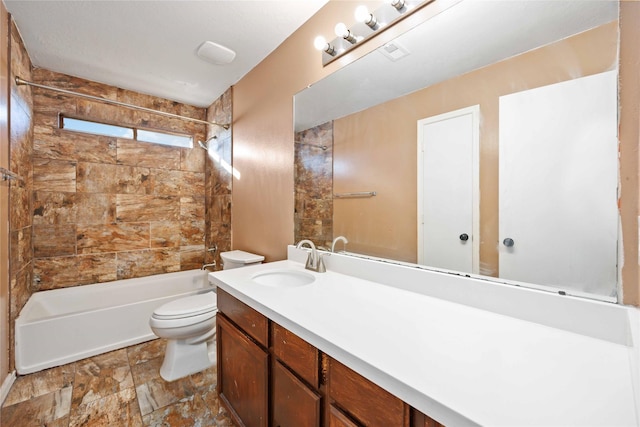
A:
[15,77,230,130]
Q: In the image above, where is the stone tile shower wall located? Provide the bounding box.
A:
[30,69,208,290]
[9,19,34,370]
[204,88,232,270]
[294,121,333,249]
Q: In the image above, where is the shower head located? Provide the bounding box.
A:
[197,135,217,151]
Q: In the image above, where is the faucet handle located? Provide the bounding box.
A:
[305,252,316,270]
[317,253,330,273]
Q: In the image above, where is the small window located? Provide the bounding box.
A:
[61,116,193,148]
[137,129,193,148]
[63,117,133,139]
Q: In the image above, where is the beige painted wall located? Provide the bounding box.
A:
[333,22,618,274]
[233,1,639,306]
[232,2,364,262]
[232,0,462,262]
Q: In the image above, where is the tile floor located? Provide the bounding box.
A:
[0,339,236,426]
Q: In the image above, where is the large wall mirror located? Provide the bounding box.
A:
[294,0,620,301]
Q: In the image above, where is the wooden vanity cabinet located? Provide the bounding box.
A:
[271,322,322,427]
[272,359,321,427]
[217,289,269,427]
[271,321,319,387]
[328,358,410,427]
[217,289,444,427]
[217,287,268,346]
[328,404,361,427]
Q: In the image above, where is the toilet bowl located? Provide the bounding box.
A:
[149,250,264,381]
[149,292,218,381]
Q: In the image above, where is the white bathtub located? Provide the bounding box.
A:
[15,269,213,375]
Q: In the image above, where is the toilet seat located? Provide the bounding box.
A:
[153,292,217,320]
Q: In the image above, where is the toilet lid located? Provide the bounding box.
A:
[220,250,265,264]
[153,292,217,319]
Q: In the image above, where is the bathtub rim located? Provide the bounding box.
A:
[15,268,213,375]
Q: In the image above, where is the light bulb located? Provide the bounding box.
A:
[313,35,336,56]
[334,22,348,38]
[334,22,357,44]
[354,5,377,28]
[354,5,370,23]
[385,0,406,10]
[313,35,328,51]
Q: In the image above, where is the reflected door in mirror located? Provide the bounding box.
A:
[418,105,479,273]
[498,70,618,298]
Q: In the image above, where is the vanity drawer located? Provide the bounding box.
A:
[329,358,409,427]
[217,288,268,347]
[272,322,319,388]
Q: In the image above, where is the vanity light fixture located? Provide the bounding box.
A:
[335,23,358,44]
[387,0,407,11]
[355,5,378,29]
[314,0,429,66]
[314,35,336,56]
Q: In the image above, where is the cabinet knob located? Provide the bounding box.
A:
[503,237,515,247]
[459,233,469,242]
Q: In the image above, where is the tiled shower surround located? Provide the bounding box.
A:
[30,68,208,290]
[294,121,333,248]
[7,16,233,370]
[204,89,233,268]
[9,19,35,373]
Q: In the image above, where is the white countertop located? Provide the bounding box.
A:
[209,251,640,426]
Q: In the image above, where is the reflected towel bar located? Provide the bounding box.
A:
[334,191,377,199]
[0,167,24,184]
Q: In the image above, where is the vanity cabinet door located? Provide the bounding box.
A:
[217,313,268,427]
[329,404,361,427]
[272,360,321,427]
[328,358,409,427]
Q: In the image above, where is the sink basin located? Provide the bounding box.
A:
[251,269,315,288]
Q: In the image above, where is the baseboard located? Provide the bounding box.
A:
[0,370,16,406]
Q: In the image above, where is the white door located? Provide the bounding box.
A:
[418,105,479,273]
[499,70,618,298]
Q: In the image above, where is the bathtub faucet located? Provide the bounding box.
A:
[201,261,217,271]
[296,239,328,273]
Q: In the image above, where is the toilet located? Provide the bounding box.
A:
[220,249,265,270]
[149,250,264,381]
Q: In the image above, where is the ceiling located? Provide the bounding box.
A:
[4,0,328,108]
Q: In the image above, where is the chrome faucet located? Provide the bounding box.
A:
[296,239,328,273]
[201,261,217,271]
[331,236,349,253]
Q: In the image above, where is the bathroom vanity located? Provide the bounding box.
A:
[215,287,429,427]
[210,246,640,426]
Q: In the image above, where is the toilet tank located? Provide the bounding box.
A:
[220,250,265,270]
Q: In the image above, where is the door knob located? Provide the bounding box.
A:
[459,233,469,241]
[503,237,515,247]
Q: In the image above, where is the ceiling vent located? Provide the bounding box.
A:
[378,41,410,62]
[196,41,236,65]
